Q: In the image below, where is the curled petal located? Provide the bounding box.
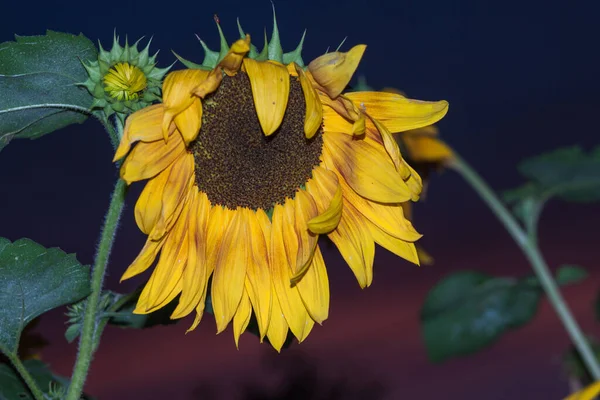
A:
[219,35,251,75]
[294,64,323,139]
[368,115,403,171]
[192,66,224,98]
[320,94,365,136]
[243,58,290,136]
[134,164,171,235]
[308,44,366,99]
[174,97,202,144]
[344,91,449,133]
[306,167,342,234]
[290,190,319,282]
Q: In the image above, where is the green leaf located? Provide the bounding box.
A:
[106,290,179,330]
[420,271,542,363]
[0,30,97,150]
[0,238,90,356]
[555,265,588,286]
[0,359,94,400]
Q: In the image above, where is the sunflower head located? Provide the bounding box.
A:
[113,13,449,351]
[80,32,171,123]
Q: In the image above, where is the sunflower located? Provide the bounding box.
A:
[114,32,448,350]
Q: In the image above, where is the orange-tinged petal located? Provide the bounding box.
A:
[120,235,166,281]
[322,133,412,203]
[162,69,212,141]
[206,205,234,270]
[290,190,319,282]
[134,164,171,235]
[368,115,403,171]
[171,190,211,319]
[233,289,252,348]
[296,246,329,324]
[327,199,375,288]
[243,58,290,136]
[308,44,366,99]
[114,104,175,161]
[120,129,186,184]
[270,203,313,341]
[219,35,251,76]
[211,207,249,333]
[306,172,342,235]
[174,97,202,145]
[294,64,323,139]
[191,66,223,98]
[266,285,289,352]
[245,209,272,339]
[337,174,422,242]
[320,94,365,136]
[344,91,449,133]
[150,153,195,241]
[401,134,454,163]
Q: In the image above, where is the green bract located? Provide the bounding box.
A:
[80,32,170,123]
[173,7,306,70]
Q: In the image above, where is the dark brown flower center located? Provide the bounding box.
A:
[190,71,323,210]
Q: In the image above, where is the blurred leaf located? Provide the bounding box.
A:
[0,30,97,151]
[421,271,543,363]
[0,238,90,357]
[556,265,588,286]
[0,359,94,400]
[106,290,179,330]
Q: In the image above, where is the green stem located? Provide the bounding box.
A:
[7,353,44,400]
[65,178,127,400]
[450,154,600,380]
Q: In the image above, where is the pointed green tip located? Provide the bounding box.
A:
[214,14,229,60]
[335,36,348,52]
[267,2,284,63]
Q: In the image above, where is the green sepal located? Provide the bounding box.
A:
[267,4,284,63]
[172,51,208,70]
[238,18,260,58]
[283,30,307,67]
[198,36,220,69]
[215,19,230,63]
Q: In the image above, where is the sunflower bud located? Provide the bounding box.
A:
[80,32,171,123]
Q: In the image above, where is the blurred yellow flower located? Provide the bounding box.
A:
[564,381,600,400]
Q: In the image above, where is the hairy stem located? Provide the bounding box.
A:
[7,353,45,400]
[450,154,600,380]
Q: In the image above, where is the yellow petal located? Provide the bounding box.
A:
[320,94,365,136]
[337,174,422,242]
[344,91,449,133]
[291,190,319,280]
[120,129,186,184]
[134,164,171,235]
[171,189,211,319]
[266,285,289,352]
[242,58,290,136]
[564,381,600,400]
[306,168,342,234]
[368,115,403,171]
[233,289,252,348]
[270,203,314,341]
[294,64,323,139]
[114,104,174,161]
[120,235,166,281]
[400,134,454,163]
[308,45,366,99]
[327,199,375,288]
[211,207,249,333]
[191,66,223,98]
[368,221,420,266]
[219,35,251,76]
[296,246,329,324]
[322,132,413,203]
[174,97,202,145]
[134,198,191,314]
[206,206,234,272]
[162,69,212,141]
[150,153,195,241]
[416,245,435,266]
[245,209,272,340]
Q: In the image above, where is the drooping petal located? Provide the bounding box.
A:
[174,97,202,144]
[219,35,251,75]
[232,289,252,348]
[368,220,420,266]
[120,129,186,184]
[368,115,403,171]
[322,132,413,203]
[320,94,365,136]
[337,174,422,242]
[134,197,191,314]
[120,235,166,281]
[206,205,234,271]
[327,199,375,288]
[114,104,175,161]
[266,285,289,352]
[245,209,272,340]
[211,207,249,333]
[308,45,366,99]
[242,58,290,136]
[270,203,314,341]
[306,167,342,234]
[290,189,319,281]
[150,153,195,241]
[171,189,211,319]
[294,64,323,139]
[344,91,449,133]
[191,67,223,98]
[162,69,212,140]
[296,246,329,324]
[134,163,171,235]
